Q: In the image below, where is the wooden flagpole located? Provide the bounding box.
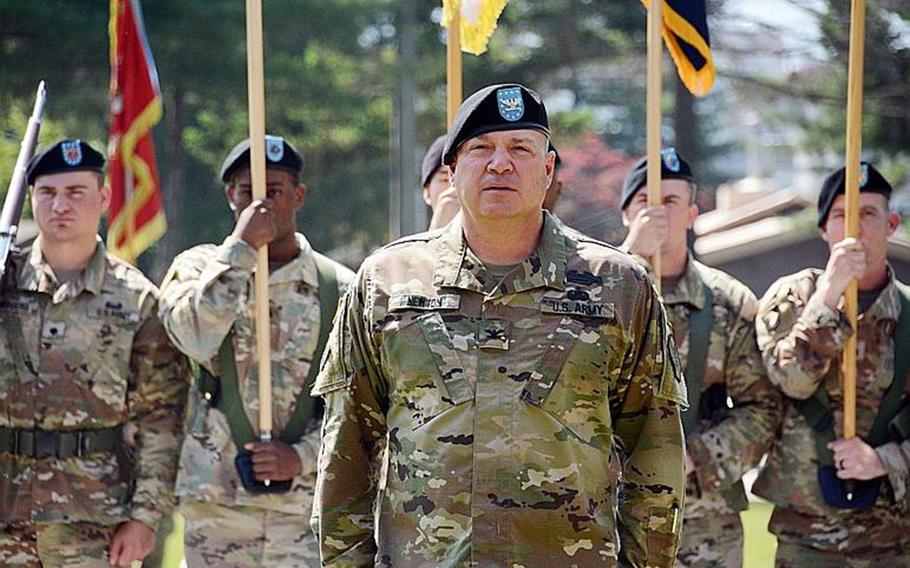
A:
[245,0,273,447]
[842,0,866,453]
[647,0,663,293]
[447,7,462,127]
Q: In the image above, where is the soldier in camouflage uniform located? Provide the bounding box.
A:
[756,163,910,566]
[420,134,458,230]
[618,149,781,567]
[158,136,353,567]
[311,84,687,567]
[0,139,188,567]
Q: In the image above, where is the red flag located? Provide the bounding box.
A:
[107,0,165,263]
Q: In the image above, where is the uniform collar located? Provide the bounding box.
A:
[266,233,320,289]
[859,265,902,324]
[17,236,107,302]
[661,254,708,311]
[433,211,567,296]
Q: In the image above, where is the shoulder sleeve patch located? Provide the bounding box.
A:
[311,294,354,397]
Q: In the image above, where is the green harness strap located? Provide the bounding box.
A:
[682,281,715,436]
[200,252,340,447]
[869,283,910,445]
[798,283,910,466]
[281,252,338,443]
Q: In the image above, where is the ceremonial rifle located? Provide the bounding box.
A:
[0,81,47,288]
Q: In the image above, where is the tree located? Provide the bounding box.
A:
[719,1,910,170]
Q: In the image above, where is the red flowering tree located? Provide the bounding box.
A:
[553,134,638,245]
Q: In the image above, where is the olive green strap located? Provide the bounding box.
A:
[868,283,910,446]
[796,382,838,467]
[205,252,340,447]
[682,283,715,436]
[216,333,257,447]
[280,252,338,443]
[798,282,910,467]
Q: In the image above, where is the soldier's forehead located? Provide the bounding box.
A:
[830,193,888,208]
[33,170,101,188]
[470,130,547,144]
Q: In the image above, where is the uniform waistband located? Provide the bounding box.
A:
[0,426,123,459]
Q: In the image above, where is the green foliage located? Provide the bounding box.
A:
[0,103,88,219]
[809,3,910,158]
[9,0,905,274]
[1,0,654,275]
[742,499,776,568]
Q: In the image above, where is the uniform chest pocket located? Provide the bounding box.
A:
[520,317,613,450]
[83,311,139,362]
[383,311,474,427]
[69,310,140,407]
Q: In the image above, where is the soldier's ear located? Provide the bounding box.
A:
[621,207,632,227]
[99,184,112,212]
[294,182,308,209]
[225,184,238,213]
[544,150,556,189]
[686,204,698,230]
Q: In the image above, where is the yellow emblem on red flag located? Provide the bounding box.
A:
[107,0,166,263]
[442,0,509,56]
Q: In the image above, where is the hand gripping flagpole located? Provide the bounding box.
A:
[447,6,462,127]
[245,0,273,467]
[647,0,663,293]
[842,0,866,500]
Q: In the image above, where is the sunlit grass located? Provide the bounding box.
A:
[743,499,777,568]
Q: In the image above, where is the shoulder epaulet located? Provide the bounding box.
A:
[574,237,620,251]
[103,253,159,315]
[760,267,821,305]
[174,242,219,260]
[106,254,156,290]
[379,227,445,251]
[558,224,616,251]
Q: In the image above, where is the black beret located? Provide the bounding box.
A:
[620,148,696,210]
[817,161,892,227]
[443,83,549,166]
[27,139,105,185]
[220,135,302,182]
[420,135,447,188]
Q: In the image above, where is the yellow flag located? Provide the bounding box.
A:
[442,0,509,56]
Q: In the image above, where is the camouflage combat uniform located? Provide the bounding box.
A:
[755,268,910,566]
[311,213,687,568]
[158,233,353,567]
[655,258,781,568]
[0,238,188,567]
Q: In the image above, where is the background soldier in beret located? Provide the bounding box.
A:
[420,134,460,230]
[311,84,686,567]
[619,149,781,567]
[157,135,353,567]
[0,139,188,567]
[755,162,910,566]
